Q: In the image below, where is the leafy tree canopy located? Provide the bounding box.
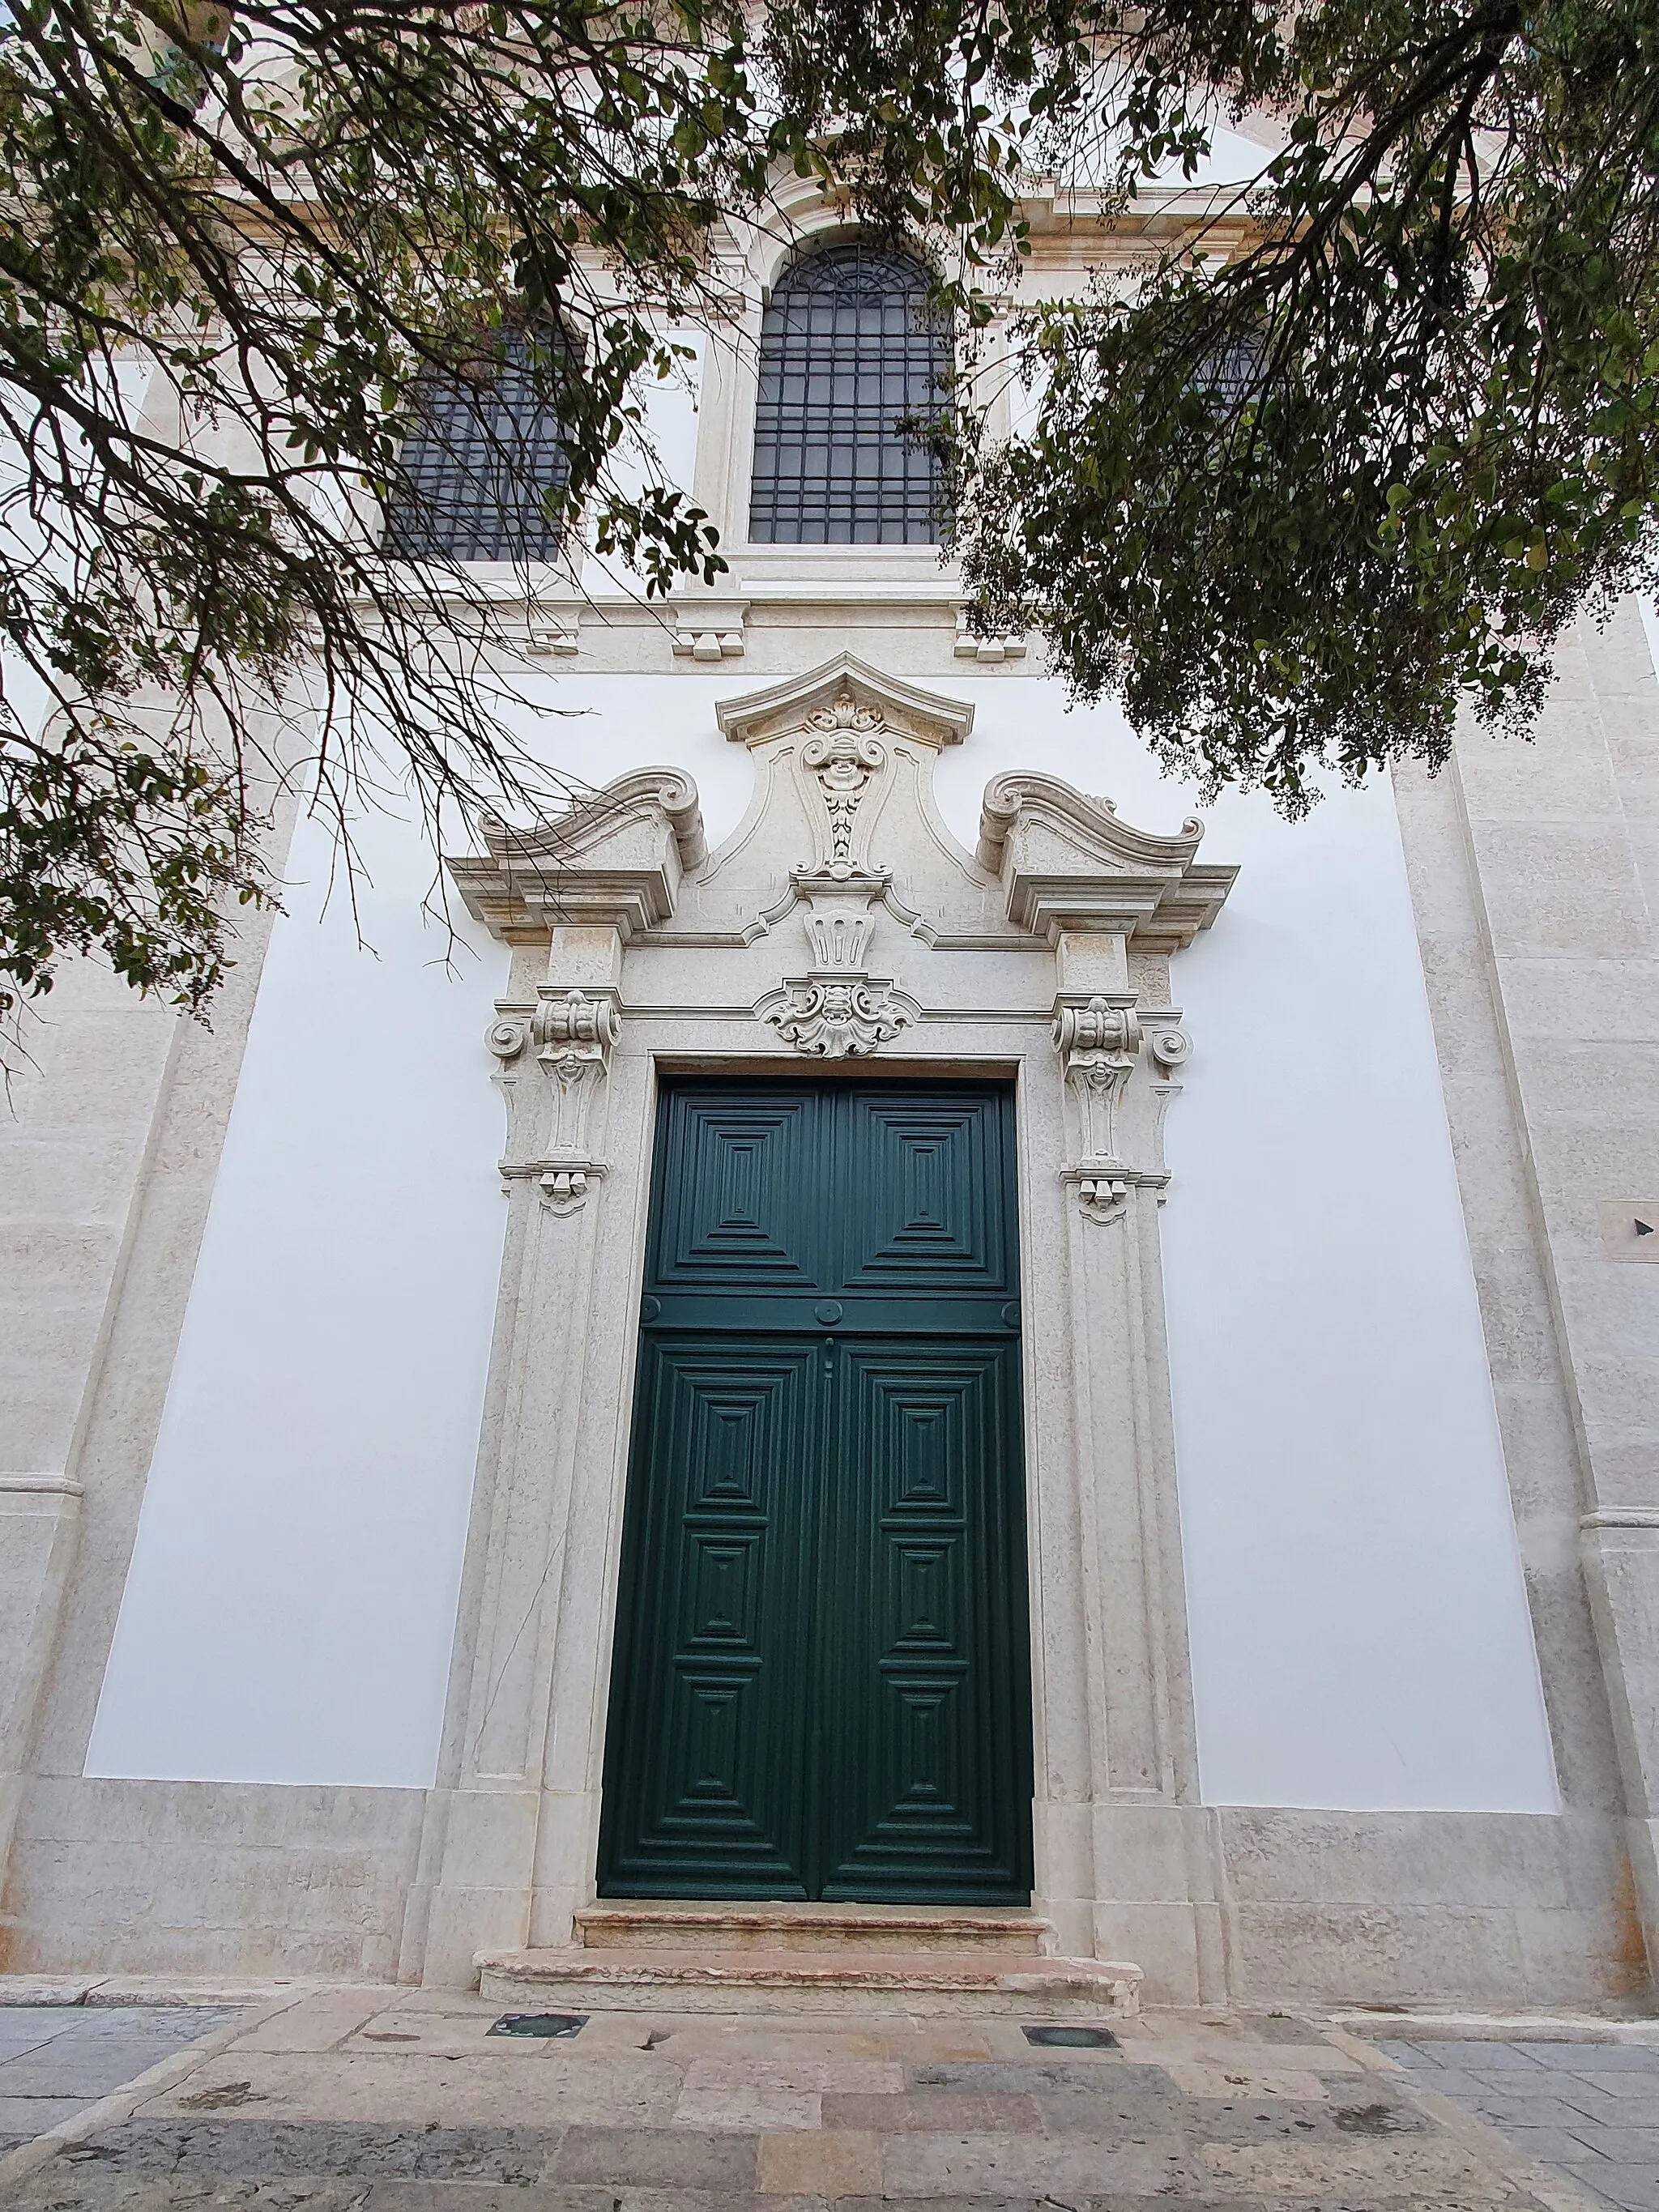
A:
[1,0,1655,1025]
[957,0,1659,812]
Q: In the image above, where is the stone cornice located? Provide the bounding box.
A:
[449,769,706,941]
[976,771,1238,952]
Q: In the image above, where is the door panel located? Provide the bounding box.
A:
[843,1094,1013,1289]
[651,1092,825,1288]
[599,1338,818,1895]
[819,1340,1030,1900]
[599,1080,1032,1903]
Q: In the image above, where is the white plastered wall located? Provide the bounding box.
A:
[87,671,1558,1818]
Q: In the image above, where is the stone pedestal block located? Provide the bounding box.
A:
[0,1478,81,1905]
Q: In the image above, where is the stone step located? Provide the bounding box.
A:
[475,1946,1141,2018]
[574,1902,1051,1957]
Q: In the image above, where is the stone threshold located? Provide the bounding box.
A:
[574,1901,1051,1956]
[475,1946,1142,2016]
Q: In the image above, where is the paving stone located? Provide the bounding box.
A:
[553,2121,757,2189]
[1231,2014,1328,2047]
[879,2129,1191,2198]
[681,2056,901,2096]
[1557,2169,1659,2212]
[1398,2065,1511,2100]
[54,2122,567,2180]
[672,2084,820,2132]
[1414,2042,1548,2070]
[1559,2070,1659,2099]
[1565,2125,1659,2159]
[360,2189,603,2212]
[820,2091,1041,2133]
[0,2018,74,2054]
[906,2060,1174,2098]
[365,2189,751,2212]
[757,2125,881,2195]
[1452,2086,1623,2127]
[1199,2136,1520,2201]
[1533,2046,1659,2073]
[1159,2062,1329,2103]
[0,2014,1576,2212]
[0,2093,97,2132]
[1495,2123,1619,2163]
[6,2175,380,2212]
[137,2054,683,2132]
[1393,2034,1659,2212]
[836,2199,1336,2212]
[0,2057,180,2099]
[365,2192,697,2212]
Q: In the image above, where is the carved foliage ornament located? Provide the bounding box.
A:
[763,978,917,1059]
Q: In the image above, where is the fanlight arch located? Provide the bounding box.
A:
[748,238,952,546]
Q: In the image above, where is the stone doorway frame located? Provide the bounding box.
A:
[404,654,1239,1999]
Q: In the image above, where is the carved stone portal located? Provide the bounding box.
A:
[428,654,1239,2001]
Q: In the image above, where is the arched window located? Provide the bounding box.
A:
[381,326,570,561]
[749,241,951,545]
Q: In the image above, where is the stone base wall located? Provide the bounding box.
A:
[0,1777,424,1982]
[1,1776,1642,2010]
[1205,1806,1646,2012]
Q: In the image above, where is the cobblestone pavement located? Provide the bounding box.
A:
[0,2010,246,2150]
[1383,2037,1659,2212]
[0,1988,1601,2211]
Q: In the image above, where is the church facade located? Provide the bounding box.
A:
[2,189,1658,2014]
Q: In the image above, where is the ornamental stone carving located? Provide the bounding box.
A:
[1147,1025,1192,1073]
[1055,994,1141,1170]
[484,985,621,1211]
[801,697,887,876]
[760,977,919,1059]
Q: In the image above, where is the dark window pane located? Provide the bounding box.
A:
[382,326,570,561]
[749,240,951,546]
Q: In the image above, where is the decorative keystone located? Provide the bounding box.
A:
[760,977,920,1059]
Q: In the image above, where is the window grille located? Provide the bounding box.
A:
[748,241,952,545]
[381,326,570,561]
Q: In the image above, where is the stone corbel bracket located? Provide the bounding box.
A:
[1141,1016,1193,1187]
[670,599,749,662]
[1054,994,1141,1180]
[486,985,622,1208]
[1059,1162,1170,1225]
[953,607,1028,664]
[523,596,583,658]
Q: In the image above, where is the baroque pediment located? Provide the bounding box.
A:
[447,656,1238,1029]
[977,773,1237,953]
[449,767,706,940]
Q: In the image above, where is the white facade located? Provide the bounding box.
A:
[2,201,1656,2009]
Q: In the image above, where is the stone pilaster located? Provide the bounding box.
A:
[1450,604,1659,1980]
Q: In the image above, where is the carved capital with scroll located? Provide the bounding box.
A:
[1054,993,1142,1170]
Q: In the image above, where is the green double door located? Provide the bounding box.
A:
[597,1078,1034,1904]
